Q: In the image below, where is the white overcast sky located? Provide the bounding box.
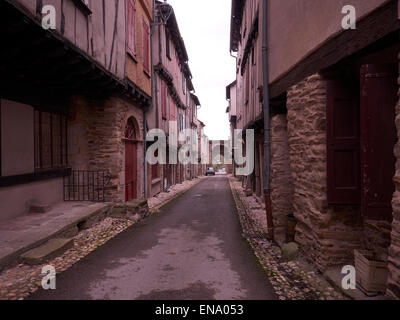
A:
[167,0,236,141]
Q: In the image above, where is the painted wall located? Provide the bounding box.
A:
[0,99,34,177]
[0,178,63,221]
[268,0,390,82]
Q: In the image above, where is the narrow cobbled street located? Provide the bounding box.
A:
[29,176,276,300]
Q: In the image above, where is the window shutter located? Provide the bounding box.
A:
[360,64,397,221]
[161,81,167,119]
[171,99,175,120]
[127,0,136,57]
[143,18,150,74]
[327,78,361,205]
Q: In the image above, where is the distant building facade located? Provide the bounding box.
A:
[147,1,206,197]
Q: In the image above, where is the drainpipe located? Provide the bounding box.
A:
[144,0,158,199]
[262,0,274,240]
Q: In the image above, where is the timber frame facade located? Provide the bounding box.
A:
[0,0,153,221]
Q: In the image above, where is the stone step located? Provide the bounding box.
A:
[20,238,74,265]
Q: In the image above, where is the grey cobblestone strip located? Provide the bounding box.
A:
[228,176,346,300]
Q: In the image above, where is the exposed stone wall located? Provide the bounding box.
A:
[388,54,400,299]
[286,74,362,271]
[68,95,145,203]
[270,114,294,240]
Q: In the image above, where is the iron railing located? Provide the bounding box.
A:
[63,170,108,202]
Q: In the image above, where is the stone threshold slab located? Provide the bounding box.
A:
[0,202,112,271]
[20,238,74,265]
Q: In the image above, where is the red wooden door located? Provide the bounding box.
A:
[361,64,398,221]
[125,141,137,201]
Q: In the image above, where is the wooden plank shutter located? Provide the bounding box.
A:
[171,99,175,120]
[127,0,136,57]
[327,78,361,205]
[161,81,167,119]
[143,18,150,74]
[360,64,397,221]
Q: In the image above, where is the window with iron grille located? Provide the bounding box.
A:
[34,110,67,170]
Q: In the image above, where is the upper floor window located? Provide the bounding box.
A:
[182,74,186,95]
[170,99,175,121]
[179,114,186,131]
[127,0,137,59]
[142,18,150,75]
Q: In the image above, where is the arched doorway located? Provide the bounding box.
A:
[125,117,138,201]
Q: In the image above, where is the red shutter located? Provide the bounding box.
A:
[360,64,397,221]
[127,0,136,57]
[161,81,167,119]
[327,78,361,205]
[143,18,150,74]
[171,99,175,120]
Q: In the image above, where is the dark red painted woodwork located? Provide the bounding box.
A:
[161,81,167,119]
[125,118,138,201]
[127,0,136,58]
[142,18,150,74]
[125,141,137,201]
[360,64,397,222]
[327,78,361,205]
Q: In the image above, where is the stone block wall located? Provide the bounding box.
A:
[388,54,400,299]
[270,114,294,239]
[286,74,362,271]
[68,95,145,203]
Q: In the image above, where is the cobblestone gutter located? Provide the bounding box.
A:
[0,177,204,300]
[229,175,347,300]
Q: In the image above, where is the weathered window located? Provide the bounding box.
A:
[34,110,67,171]
[182,74,186,95]
[127,0,136,59]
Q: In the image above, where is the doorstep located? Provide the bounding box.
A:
[323,267,390,300]
[0,202,112,271]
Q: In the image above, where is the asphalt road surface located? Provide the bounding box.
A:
[30,176,276,300]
